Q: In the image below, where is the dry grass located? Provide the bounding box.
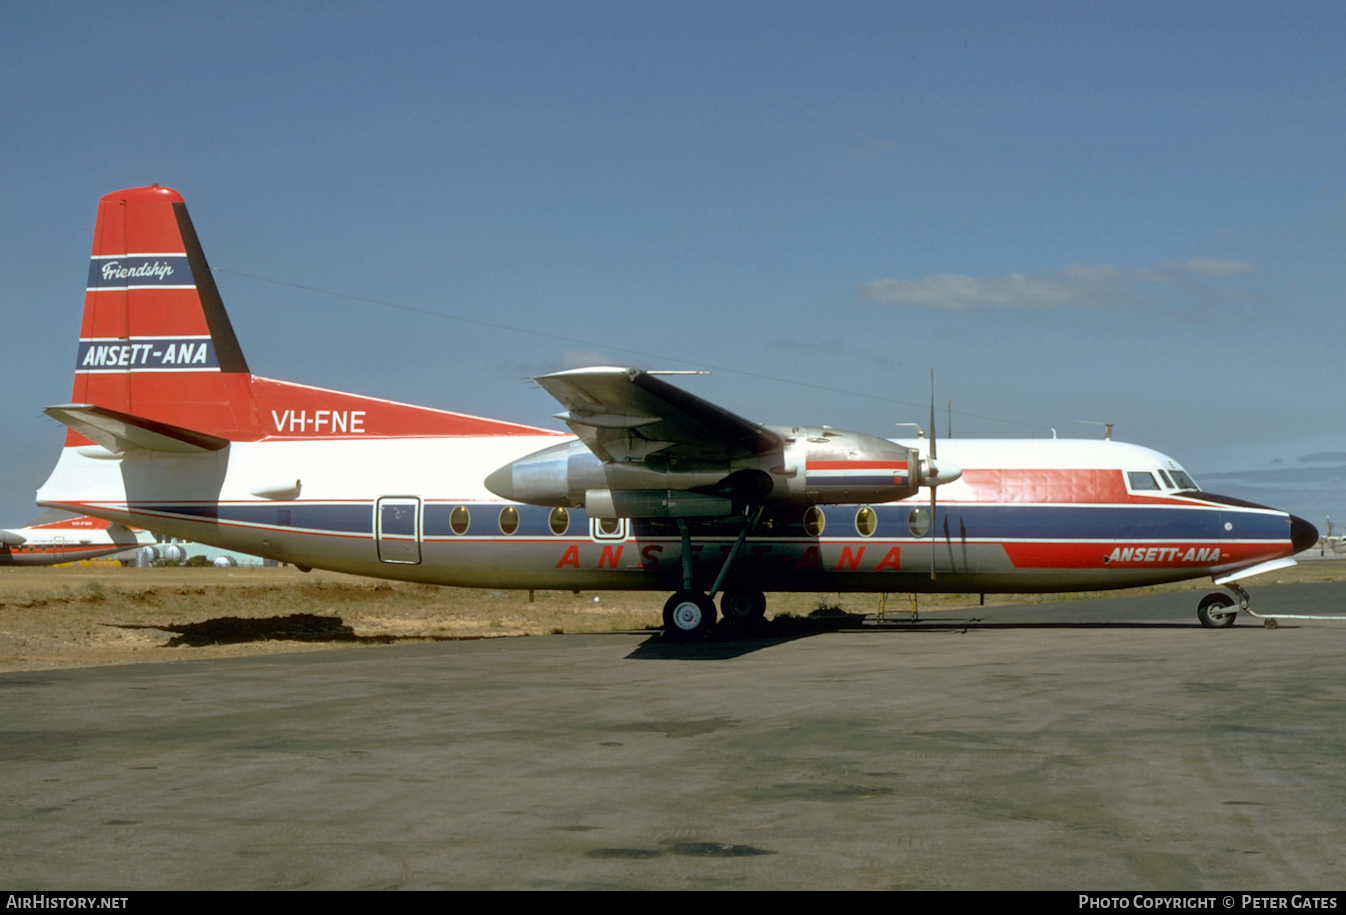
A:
[1,560,1342,672]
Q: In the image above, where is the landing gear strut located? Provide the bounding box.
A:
[661,512,765,639]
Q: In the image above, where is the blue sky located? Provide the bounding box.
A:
[2,1,1343,527]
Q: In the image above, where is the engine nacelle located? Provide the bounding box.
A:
[484,425,926,518]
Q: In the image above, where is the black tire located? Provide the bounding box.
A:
[720,589,767,625]
[1197,592,1237,628]
[663,591,717,639]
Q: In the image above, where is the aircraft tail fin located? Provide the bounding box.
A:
[61,186,571,446]
[72,185,256,441]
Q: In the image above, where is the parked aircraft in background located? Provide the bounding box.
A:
[35,186,1318,636]
[0,510,153,566]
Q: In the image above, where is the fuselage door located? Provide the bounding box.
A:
[590,516,628,541]
[376,497,422,564]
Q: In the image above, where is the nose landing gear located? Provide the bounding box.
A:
[1196,592,1237,628]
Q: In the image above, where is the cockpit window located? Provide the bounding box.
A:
[1127,471,1160,491]
[1169,470,1199,491]
[1156,469,1174,489]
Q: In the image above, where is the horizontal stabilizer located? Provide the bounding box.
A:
[45,404,230,454]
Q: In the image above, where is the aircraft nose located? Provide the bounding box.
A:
[1289,515,1319,553]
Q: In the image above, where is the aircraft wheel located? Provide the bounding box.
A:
[720,589,767,625]
[663,591,717,639]
[1197,592,1237,629]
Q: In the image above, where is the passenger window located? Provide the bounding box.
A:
[548,507,570,536]
[450,506,470,535]
[855,506,877,537]
[1127,472,1160,491]
[907,506,930,538]
[803,506,825,537]
[598,517,621,537]
[499,506,519,535]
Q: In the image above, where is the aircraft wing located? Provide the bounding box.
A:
[536,367,782,463]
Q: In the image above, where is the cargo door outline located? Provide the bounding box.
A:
[376,497,422,564]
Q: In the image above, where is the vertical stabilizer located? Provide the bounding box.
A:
[72,185,256,441]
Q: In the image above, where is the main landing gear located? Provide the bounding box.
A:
[660,515,767,640]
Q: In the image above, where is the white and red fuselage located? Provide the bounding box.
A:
[0,513,152,566]
[34,186,1317,598]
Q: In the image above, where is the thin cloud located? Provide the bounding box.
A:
[1300,452,1346,463]
[858,258,1263,314]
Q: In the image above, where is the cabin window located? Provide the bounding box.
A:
[548,507,570,536]
[597,517,621,537]
[499,506,520,535]
[803,506,825,537]
[907,506,930,538]
[450,506,470,535]
[855,506,877,537]
[1127,472,1160,491]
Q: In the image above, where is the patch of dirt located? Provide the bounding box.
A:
[0,561,1341,672]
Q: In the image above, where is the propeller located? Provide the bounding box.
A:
[923,369,963,579]
[929,369,937,580]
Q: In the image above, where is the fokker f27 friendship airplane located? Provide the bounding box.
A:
[0,511,152,566]
[36,186,1318,637]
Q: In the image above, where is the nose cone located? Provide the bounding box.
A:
[923,458,963,487]
[1290,515,1320,553]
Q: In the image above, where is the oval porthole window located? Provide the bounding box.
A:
[598,517,622,537]
[450,506,470,535]
[855,506,877,537]
[499,506,519,535]
[803,506,825,537]
[548,507,570,536]
[907,506,930,538]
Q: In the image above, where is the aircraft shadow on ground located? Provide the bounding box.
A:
[109,610,1247,655]
[627,613,1224,660]
[111,613,469,648]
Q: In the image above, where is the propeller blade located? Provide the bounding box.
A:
[930,368,936,580]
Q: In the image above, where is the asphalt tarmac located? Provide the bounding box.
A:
[3,582,1345,890]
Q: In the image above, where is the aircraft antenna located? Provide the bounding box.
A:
[1078,420,1114,441]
